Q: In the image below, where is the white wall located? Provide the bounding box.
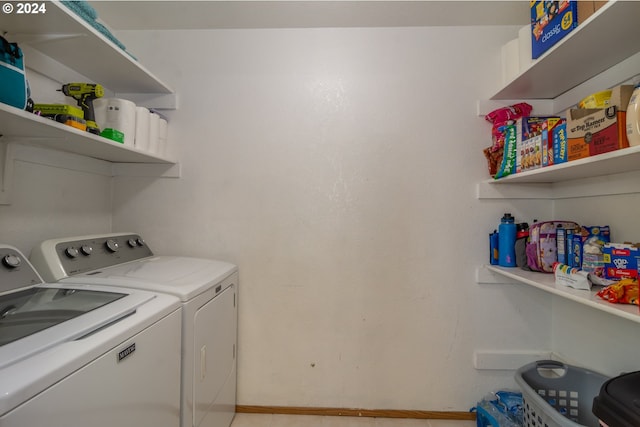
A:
[110,26,556,411]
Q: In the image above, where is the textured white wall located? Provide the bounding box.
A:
[111,26,554,410]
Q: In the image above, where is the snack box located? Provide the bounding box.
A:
[603,243,639,280]
[577,1,608,24]
[518,134,542,172]
[566,85,635,161]
[541,117,562,167]
[551,119,567,165]
[569,225,610,270]
[531,1,578,59]
[515,116,561,172]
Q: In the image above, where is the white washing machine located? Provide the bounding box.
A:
[0,244,182,427]
[30,233,238,427]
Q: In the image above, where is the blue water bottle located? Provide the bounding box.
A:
[498,213,516,267]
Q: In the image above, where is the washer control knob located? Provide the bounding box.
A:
[80,245,93,256]
[2,254,21,269]
[105,239,119,253]
[136,238,145,247]
[127,239,138,248]
[65,247,79,258]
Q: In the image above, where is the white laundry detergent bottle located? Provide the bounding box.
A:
[626,83,640,147]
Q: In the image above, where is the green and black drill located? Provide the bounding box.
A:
[59,83,104,135]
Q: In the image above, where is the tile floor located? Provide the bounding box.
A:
[231,413,476,427]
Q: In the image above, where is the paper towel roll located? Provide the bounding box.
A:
[148,112,160,155]
[94,98,137,147]
[135,107,150,152]
[518,24,533,72]
[501,38,520,86]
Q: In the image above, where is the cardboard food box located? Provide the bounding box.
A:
[566,85,635,161]
[542,117,562,167]
[515,116,561,172]
[603,243,639,280]
[518,134,543,172]
[531,1,578,59]
[577,1,608,24]
[551,119,567,165]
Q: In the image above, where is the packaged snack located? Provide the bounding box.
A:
[483,103,533,178]
[575,226,610,276]
[552,119,568,165]
[516,117,561,172]
[603,243,640,280]
[554,262,591,290]
[531,1,578,59]
[494,125,517,179]
[597,277,640,305]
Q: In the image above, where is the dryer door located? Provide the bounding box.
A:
[193,284,236,427]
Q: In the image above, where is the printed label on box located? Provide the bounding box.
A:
[552,120,568,164]
[567,107,628,161]
[603,243,639,280]
[531,1,578,59]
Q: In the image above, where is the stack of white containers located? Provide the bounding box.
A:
[94,98,169,157]
[500,24,535,86]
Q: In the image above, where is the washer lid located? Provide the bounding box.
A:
[61,256,238,301]
[0,284,152,370]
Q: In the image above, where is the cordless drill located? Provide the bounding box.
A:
[59,83,104,135]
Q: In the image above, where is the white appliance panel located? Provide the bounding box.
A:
[0,309,182,427]
[52,257,236,302]
[29,234,238,427]
[193,284,237,427]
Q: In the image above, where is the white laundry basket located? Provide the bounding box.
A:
[515,360,609,427]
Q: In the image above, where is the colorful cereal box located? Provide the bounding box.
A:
[531,1,579,59]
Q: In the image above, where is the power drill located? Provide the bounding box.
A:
[59,83,104,135]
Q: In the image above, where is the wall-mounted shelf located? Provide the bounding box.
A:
[0,103,174,164]
[0,0,177,170]
[479,265,640,324]
[492,1,640,100]
[490,145,640,184]
[0,1,173,95]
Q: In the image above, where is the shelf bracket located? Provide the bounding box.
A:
[0,137,16,205]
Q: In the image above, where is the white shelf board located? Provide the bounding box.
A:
[0,1,173,94]
[0,103,174,164]
[483,265,640,324]
[487,145,640,184]
[492,0,640,100]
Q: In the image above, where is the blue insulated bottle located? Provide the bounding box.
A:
[498,213,516,267]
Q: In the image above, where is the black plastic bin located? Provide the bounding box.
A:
[592,371,640,427]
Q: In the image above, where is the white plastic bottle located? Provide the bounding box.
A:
[626,83,640,147]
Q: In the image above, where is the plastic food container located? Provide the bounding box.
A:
[592,371,640,427]
[515,360,610,427]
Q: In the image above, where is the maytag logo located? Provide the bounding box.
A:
[118,343,136,362]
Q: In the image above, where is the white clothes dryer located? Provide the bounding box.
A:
[30,233,238,427]
[0,244,182,427]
